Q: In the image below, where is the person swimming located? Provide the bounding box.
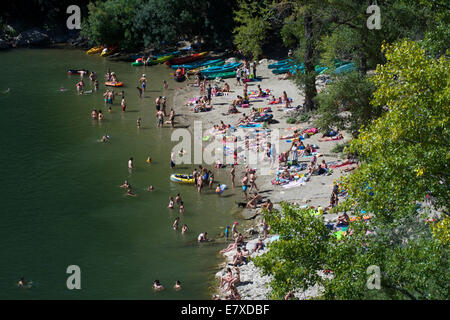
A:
[173,280,182,291]
[198,232,208,242]
[120,180,130,189]
[101,134,110,143]
[153,280,164,291]
[147,185,154,191]
[18,277,32,288]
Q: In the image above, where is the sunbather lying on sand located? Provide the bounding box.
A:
[318,134,344,142]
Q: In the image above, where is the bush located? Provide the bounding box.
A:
[297,114,310,122]
[286,117,297,124]
[331,142,348,154]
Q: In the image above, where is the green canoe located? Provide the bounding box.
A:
[205,71,236,80]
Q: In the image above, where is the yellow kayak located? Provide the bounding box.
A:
[86,46,104,55]
[101,46,118,57]
[170,174,195,184]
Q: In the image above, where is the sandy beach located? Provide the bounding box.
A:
[170,57,354,300]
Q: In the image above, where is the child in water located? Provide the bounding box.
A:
[168,197,174,208]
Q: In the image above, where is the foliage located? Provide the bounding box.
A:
[233,0,272,59]
[346,40,450,218]
[431,216,450,246]
[315,72,379,136]
[255,203,449,300]
[81,0,138,49]
[253,203,330,300]
[331,142,348,154]
[81,0,236,51]
[286,117,296,124]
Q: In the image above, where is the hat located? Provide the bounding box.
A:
[234,222,238,225]
[142,74,146,77]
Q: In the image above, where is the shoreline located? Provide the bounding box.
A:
[171,58,352,299]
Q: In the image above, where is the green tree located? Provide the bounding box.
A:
[315,72,380,137]
[81,0,139,49]
[254,40,449,300]
[233,0,272,59]
[346,40,449,217]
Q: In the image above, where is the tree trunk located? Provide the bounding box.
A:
[303,12,317,112]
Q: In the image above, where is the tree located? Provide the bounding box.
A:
[315,71,380,136]
[346,40,449,218]
[252,203,330,300]
[254,40,449,300]
[233,0,272,60]
[81,0,139,49]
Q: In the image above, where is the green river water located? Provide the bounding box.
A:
[0,48,242,299]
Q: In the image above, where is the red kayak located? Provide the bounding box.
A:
[165,52,208,66]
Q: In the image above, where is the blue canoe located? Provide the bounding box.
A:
[170,59,224,70]
[272,63,304,74]
[335,62,356,74]
[268,59,292,69]
[200,62,242,75]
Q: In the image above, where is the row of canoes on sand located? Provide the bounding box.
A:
[269,58,356,75]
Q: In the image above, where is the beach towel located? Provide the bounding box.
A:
[239,123,262,128]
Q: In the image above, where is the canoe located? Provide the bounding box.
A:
[147,54,175,65]
[154,50,181,58]
[205,71,236,80]
[131,55,175,66]
[105,81,123,87]
[86,46,104,55]
[268,59,292,69]
[67,69,88,75]
[335,62,356,74]
[318,67,329,75]
[165,52,208,65]
[174,68,186,82]
[170,174,195,184]
[101,45,118,57]
[171,59,224,70]
[187,62,226,75]
[200,62,242,75]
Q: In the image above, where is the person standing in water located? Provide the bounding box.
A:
[224,225,231,240]
[155,96,161,111]
[181,224,188,234]
[128,157,134,169]
[173,217,180,230]
[175,194,182,206]
[230,165,236,188]
[169,109,175,128]
[137,117,141,128]
[163,80,168,90]
[121,96,127,112]
[170,152,175,169]
[241,174,249,200]
[179,201,184,215]
[139,74,147,92]
[161,96,167,116]
[168,197,174,208]
[156,109,164,127]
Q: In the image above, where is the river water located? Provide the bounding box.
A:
[0,48,242,299]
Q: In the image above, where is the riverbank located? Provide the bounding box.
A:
[171,58,354,299]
